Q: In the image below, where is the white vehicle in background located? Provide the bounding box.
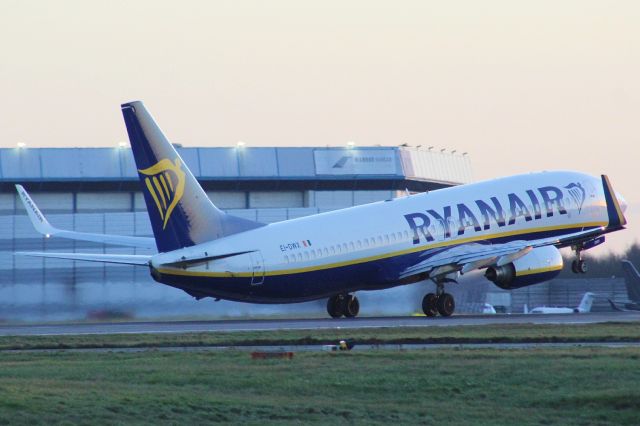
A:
[524,292,596,314]
[482,303,497,314]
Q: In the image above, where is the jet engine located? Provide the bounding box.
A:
[485,246,563,290]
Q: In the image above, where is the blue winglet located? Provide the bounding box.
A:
[601,175,627,229]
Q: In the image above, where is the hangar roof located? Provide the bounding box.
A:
[0,146,472,183]
[0,146,472,192]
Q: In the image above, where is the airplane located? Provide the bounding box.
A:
[608,260,640,311]
[524,292,596,314]
[14,101,629,319]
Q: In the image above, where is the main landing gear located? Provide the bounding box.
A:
[571,246,588,274]
[422,279,456,317]
[327,293,360,318]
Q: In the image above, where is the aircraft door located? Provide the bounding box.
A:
[250,251,265,286]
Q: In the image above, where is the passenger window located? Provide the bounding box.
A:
[304,252,310,260]
[330,246,336,255]
[284,255,289,263]
[377,236,383,245]
[356,240,362,249]
[297,253,303,262]
[349,242,355,251]
[384,234,389,244]
[370,237,376,246]
[323,247,329,256]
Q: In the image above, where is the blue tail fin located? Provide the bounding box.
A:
[121,101,264,252]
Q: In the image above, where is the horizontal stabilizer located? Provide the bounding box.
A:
[15,252,151,266]
[15,185,156,250]
[159,250,254,268]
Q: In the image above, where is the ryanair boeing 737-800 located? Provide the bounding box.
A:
[14,101,629,318]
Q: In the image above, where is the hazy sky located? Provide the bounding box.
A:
[1,1,638,253]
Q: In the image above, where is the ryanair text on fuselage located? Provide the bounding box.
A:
[404,184,577,244]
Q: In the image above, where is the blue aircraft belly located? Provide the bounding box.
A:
[156,249,420,303]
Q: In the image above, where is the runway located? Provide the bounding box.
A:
[1,311,639,337]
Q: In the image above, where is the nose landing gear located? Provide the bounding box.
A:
[571,246,588,274]
[571,259,588,274]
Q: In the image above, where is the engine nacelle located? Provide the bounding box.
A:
[485,246,563,290]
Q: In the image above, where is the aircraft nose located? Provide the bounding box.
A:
[616,191,628,213]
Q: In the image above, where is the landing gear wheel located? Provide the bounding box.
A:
[344,295,360,318]
[577,259,587,274]
[436,293,455,317]
[571,259,588,274]
[327,295,345,318]
[422,293,438,317]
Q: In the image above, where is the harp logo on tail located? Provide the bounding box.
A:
[138,158,186,229]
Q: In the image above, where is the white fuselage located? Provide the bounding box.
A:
[527,292,595,314]
[150,171,611,303]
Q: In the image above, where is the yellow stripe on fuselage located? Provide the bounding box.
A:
[156,220,606,279]
[515,265,563,277]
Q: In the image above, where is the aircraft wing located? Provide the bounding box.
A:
[15,185,156,250]
[399,227,604,280]
[15,252,151,266]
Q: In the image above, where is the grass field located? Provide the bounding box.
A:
[1,347,639,425]
[1,322,639,350]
